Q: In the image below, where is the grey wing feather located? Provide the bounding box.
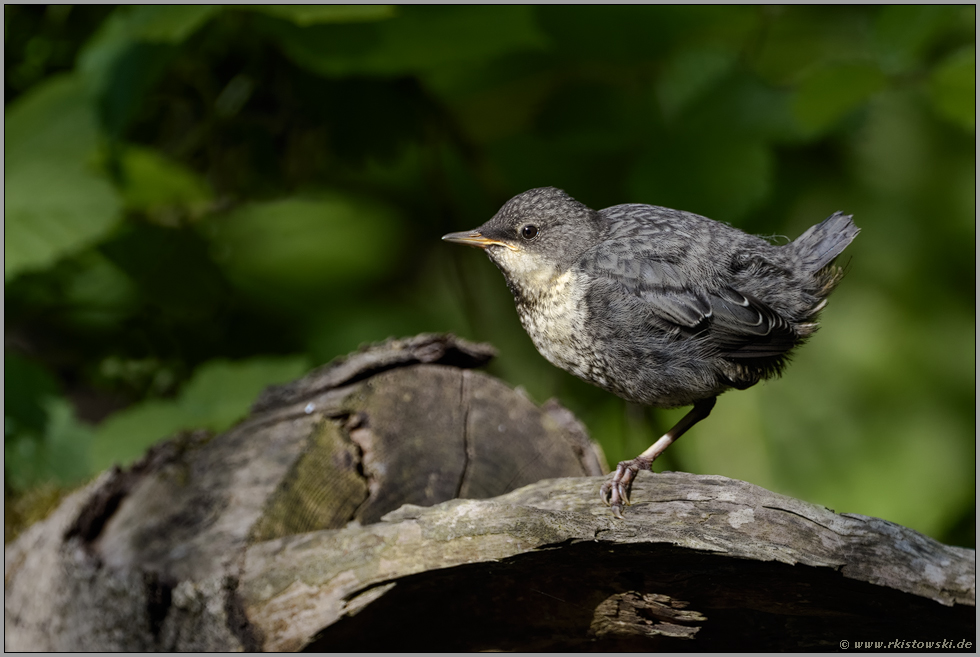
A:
[584,245,798,359]
[587,248,712,330]
[637,287,711,329]
[707,288,798,358]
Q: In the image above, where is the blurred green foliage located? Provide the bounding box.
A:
[4,5,975,547]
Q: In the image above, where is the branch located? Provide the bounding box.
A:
[4,334,974,651]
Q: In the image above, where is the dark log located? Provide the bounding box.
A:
[4,334,975,651]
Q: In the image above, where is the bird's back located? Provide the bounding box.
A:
[567,204,858,407]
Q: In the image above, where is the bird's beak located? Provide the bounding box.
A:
[442,230,516,250]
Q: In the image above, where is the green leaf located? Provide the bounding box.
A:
[127,5,221,42]
[4,74,123,281]
[874,5,960,74]
[244,4,396,26]
[751,7,874,85]
[91,355,309,472]
[179,358,309,431]
[5,162,122,281]
[77,6,216,101]
[266,5,546,77]
[87,5,220,46]
[204,194,403,298]
[628,137,772,223]
[5,397,95,491]
[89,398,194,473]
[4,354,60,436]
[5,74,95,163]
[657,47,737,118]
[115,145,213,213]
[77,7,210,136]
[537,6,757,63]
[930,46,975,132]
[60,251,140,328]
[792,62,888,133]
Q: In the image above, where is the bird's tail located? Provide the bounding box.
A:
[791,211,859,274]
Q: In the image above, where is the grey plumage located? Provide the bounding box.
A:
[443,187,858,517]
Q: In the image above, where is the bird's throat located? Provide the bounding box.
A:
[488,248,563,304]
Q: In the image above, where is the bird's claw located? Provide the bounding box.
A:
[599,457,652,518]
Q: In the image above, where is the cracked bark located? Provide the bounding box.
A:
[453,367,471,499]
[4,333,975,651]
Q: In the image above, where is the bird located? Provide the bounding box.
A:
[443,187,859,518]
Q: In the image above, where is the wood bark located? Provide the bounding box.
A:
[4,334,975,651]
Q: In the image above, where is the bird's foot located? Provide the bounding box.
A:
[599,456,654,519]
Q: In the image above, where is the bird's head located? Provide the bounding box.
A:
[442,187,603,298]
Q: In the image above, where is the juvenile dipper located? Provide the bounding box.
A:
[443,187,858,517]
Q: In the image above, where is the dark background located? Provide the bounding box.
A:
[4,5,975,547]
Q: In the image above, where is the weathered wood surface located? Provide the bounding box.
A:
[4,334,975,651]
[244,475,975,652]
[4,334,604,650]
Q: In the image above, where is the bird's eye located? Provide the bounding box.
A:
[521,225,538,240]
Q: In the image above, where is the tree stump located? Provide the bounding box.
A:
[4,334,975,651]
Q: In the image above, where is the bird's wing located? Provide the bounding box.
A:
[705,286,798,359]
[582,247,798,359]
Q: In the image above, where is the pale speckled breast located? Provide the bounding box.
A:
[515,269,611,388]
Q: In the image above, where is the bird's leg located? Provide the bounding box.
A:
[600,396,717,518]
